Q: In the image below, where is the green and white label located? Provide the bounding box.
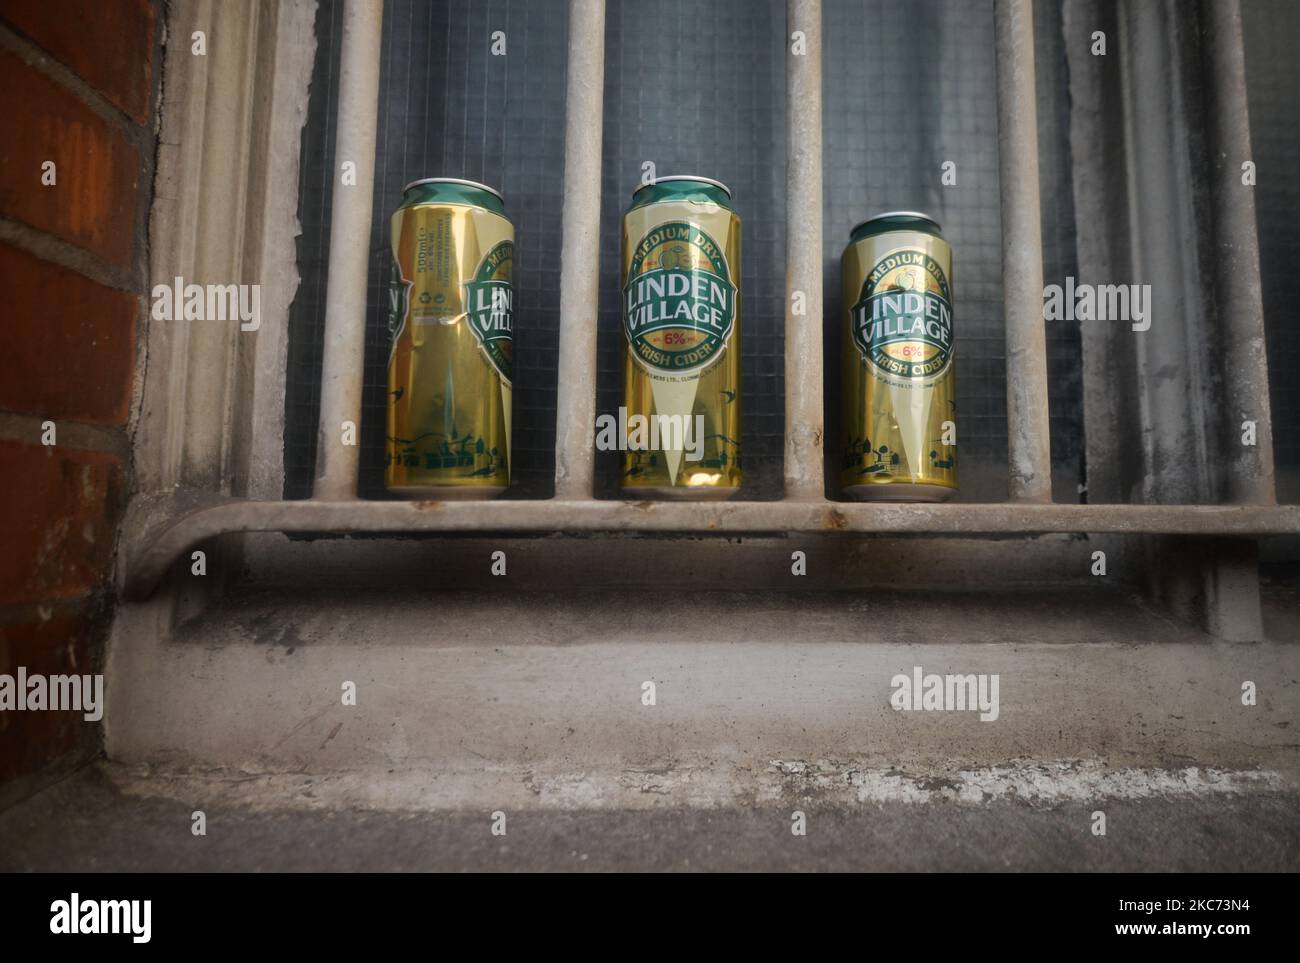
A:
[851,249,953,384]
[623,221,736,376]
[464,240,514,385]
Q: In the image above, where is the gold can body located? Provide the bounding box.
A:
[840,220,957,501]
[619,185,742,498]
[385,194,513,497]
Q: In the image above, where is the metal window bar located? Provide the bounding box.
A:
[314,0,384,501]
[1201,0,1276,507]
[995,0,1052,503]
[121,0,1298,601]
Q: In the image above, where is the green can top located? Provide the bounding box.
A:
[849,210,942,243]
[629,175,734,213]
[400,177,506,215]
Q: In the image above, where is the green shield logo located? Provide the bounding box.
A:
[851,249,953,384]
[464,240,514,385]
[623,221,736,376]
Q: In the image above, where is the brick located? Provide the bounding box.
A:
[0,49,140,269]
[0,442,123,605]
[0,243,136,425]
[1,0,155,124]
[0,608,103,785]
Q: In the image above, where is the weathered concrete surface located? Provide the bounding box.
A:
[1,765,1295,871]
[100,758,1292,817]
[1201,0,1276,507]
[1062,1,1275,646]
[239,0,319,502]
[141,0,318,498]
[104,584,1300,808]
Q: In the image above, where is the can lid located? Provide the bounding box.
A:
[850,210,941,236]
[633,175,731,198]
[403,177,504,202]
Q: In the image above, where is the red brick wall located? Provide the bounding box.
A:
[0,0,157,795]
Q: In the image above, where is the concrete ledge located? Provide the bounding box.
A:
[104,589,1300,810]
[121,496,1300,598]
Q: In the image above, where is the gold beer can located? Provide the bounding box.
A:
[620,175,742,498]
[385,178,513,497]
[840,211,957,501]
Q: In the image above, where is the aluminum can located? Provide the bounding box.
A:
[620,175,741,498]
[386,177,512,497]
[840,211,957,501]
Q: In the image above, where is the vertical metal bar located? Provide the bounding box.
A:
[312,0,384,500]
[1197,0,1270,642]
[553,0,607,499]
[785,0,825,501]
[1119,1,1214,505]
[1201,0,1276,506]
[994,0,1052,503]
